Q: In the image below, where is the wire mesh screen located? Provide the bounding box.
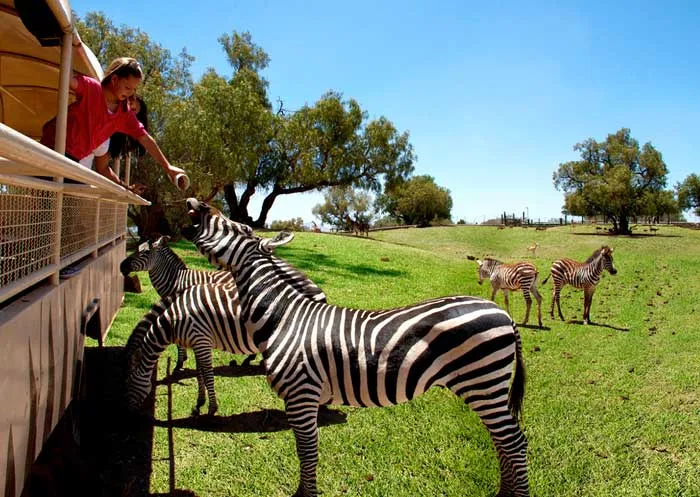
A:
[98,201,118,242]
[116,203,127,234]
[61,195,98,258]
[0,184,57,287]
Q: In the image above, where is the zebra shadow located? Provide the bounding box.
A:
[275,247,407,280]
[153,405,347,434]
[157,357,265,386]
[519,324,552,331]
[565,319,630,331]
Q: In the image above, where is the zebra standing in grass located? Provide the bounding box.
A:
[169,198,529,497]
[120,235,234,371]
[124,240,328,415]
[542,245,617,324]
[477,258,543,328]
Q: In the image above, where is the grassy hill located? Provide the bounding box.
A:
[106,224,700,497]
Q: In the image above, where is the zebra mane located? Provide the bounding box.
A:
[585,245,610,263]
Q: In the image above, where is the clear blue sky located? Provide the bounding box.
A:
[71,0,700,224]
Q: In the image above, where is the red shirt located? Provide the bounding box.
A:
[41,74,147,160]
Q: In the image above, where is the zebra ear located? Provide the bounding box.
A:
[476,259,483,267]
[260,231,295,252]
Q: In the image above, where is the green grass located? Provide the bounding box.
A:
[105,225,700,496]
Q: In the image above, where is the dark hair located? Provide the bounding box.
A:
[109,96,149,158]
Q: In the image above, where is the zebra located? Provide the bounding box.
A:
[124,242,328,416]
[173,198,529,497]
[477,258,543,328]
[542,245,617,324]
[120,235,235,371]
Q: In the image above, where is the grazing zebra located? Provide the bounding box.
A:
[120,235,234,371]
[125,242,328,416]
[477,258,543,328]
[542,245,617,324]
[174,198,529,497]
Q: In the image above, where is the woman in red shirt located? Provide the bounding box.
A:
[42,42,189,192]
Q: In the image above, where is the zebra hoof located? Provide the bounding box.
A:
[191,407,201,417]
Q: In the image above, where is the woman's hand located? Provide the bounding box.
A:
[166,165,190,191]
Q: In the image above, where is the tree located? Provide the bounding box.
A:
[677,174,700,217]
[312,186,372,231]
[553,128,672,235]
[164,31,415,228]
[377,175,452,227]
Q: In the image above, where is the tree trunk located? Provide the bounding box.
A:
[224,184,255,225]
[619,215,631,235]
[254,187,281,228]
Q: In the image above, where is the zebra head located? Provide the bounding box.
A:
[476,258,501,285]
[599,246,617,275]
[119,235,172,275]
[124,322,153,412]
[182,198,293,270]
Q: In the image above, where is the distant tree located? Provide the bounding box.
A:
[269,217,305,231]
[638,190,679,223]
[677,174,700,217]
[377,175,452,227]
[312,186,372,231]
[553,128,672,235]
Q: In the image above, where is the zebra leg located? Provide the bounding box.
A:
[583,287,595,325]
[192,344,218,416]
[463,396,529,496]
[503,290,511,316]
[286,396,321,497]
[531,286,543,328]
[174,345,188,372]
[521,290,531,325]
[554,284,565,321]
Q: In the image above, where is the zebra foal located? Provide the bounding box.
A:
[120,235,234,371]
[176,198,529,497]
[477,258,543,327]
[125,243,327,415]
[542,245,617,324]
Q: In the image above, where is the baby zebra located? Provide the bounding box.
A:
[542,245,617,324]
[126,252,328,415]
[120,235,234,371]
[477,258,543,327]
[174,198,529,497]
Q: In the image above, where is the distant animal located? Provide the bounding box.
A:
[120,235,234,371]
[477,258,543,327]
[542,245,617,324]
[535,226,547,231]
[526,242,538,256]
[311,221,321,233]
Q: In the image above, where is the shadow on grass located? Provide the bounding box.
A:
[571,232,681,238]
[154,405,347,434]
[278,246,407,279]
[519,323,552,331]
[565,319,630,331]
[157,357,265,386]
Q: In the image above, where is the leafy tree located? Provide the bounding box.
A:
[553,128,672,235]
[269,218,305,231]
[312,186,372,231]
[164,31,415,227]
[677,174,700,217]
[637,190,679,223]
[377,175,452,227]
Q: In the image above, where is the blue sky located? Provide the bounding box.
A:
[71,0,700,224]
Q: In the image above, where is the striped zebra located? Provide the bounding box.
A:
[120,235,234,371]
[124,245,327,416]
[477,258,543,328]
[175,198,529,497]
[542,245,617,324]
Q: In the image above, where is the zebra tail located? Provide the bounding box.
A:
[508,325,526,423]
[541,273,550,285]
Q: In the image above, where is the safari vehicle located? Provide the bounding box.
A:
[0,1,148,495]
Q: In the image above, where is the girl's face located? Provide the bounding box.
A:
[110,74,142,101]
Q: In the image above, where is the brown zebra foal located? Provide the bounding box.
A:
[542,245,617,325]
[477,258,543,327]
